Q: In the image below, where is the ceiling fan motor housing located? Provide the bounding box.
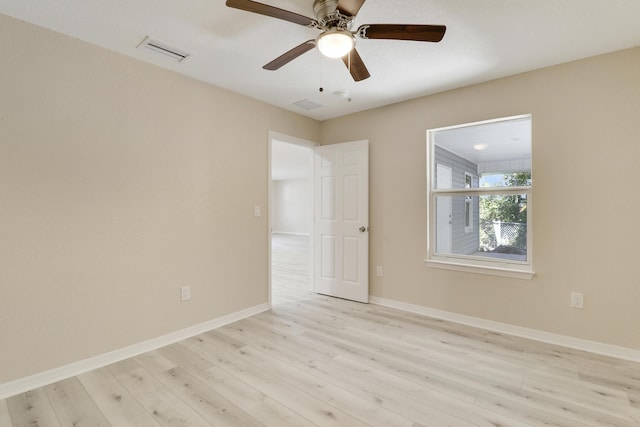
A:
[313,0,353,30]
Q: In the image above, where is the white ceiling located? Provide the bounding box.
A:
[2,0,640,121]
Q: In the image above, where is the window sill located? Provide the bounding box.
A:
[425,259,535,280]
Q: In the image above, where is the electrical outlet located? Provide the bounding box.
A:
[254,205,261,217]
[181,286,191,301]
[570,292,584,309]
[376,266,384,278]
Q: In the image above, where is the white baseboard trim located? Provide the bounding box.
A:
[0,303,269,400]
[369,296,640,363]
[271,231,310,236]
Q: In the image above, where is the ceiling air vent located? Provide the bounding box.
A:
[137,36,190,62]
[292,99,323,110]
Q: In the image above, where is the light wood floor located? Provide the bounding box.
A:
[271,233,313,306]
[3,235,640,426]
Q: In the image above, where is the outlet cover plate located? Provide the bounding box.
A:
[570,292,584,309]
[181,286,191,301]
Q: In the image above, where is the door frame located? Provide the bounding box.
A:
[267,131,318,307]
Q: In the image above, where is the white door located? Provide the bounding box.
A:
[313,140,369,303]
[436,164,452,254]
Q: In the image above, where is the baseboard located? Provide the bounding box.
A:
[271,231,310,236]
[0,303,269,400]
[369,296,640,363]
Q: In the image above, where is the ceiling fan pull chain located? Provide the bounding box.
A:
[319,55,325,93]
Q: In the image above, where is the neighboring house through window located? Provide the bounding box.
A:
[426,114,534,279]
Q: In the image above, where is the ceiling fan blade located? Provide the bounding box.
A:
[263,40,316,70]
[342,48,370,82]
[358,24,446,42]
[336,0,367,16]
[226,0,316,27]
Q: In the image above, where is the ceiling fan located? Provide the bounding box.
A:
[225,0,446,81]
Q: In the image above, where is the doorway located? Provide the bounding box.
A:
[269,133,315,306]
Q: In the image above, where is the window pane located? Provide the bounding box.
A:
[432,116,531,189]
[479,172,531,188]
[435,195,527,261]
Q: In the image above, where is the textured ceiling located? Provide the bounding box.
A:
[1,0,640,121]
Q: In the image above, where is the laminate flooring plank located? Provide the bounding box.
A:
[203,330,247,351]
[629,392,640,414]
[215,322,337,371]
[295,330,482,405]
[134,351,177,375]
[219,318,336,363]
[106,358,213,427]
[290,309,634,425]
[304,355,476,426]
[523,372,633,418]
[535,343,636,371]
[314,354,528,427]
[476,383,631,426]
[260,308,521,401]
[152,367,264,427]
[300,304,638,425]
[271,301,639,424]
[385,320,582,383]
[155,343,315,427]
[629,394,640,424]
[359,308,530,361]
[213,321,484,426]
[475,390,591,427]
[235,315,338,361]
[271,234,313,306]
[226,344,417,427]
[43,377,110,426]
[366,305,582,375]
[182,342,371,427]
[279,304,526,388]
[274,302,536,385]
[6,389,61,427]
[195,364,316,427]
[250,310,320,336]
[175,339,368,427]
[579,363,640,396]
[78,367,162,426]
[157,345,216,378]
[297,325,558,419]
[295,299,500,360]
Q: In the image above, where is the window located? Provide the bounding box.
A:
[426,115,534,279]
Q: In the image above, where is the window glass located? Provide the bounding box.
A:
[427,115,533,277]
[432,116,531,189]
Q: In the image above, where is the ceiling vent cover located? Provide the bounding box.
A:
[292,99,323,110]
[137,36,191,62]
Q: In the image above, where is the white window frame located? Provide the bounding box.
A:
[425,115,534,280]
[464,172,474,233]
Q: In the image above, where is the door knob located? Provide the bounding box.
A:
[359,226,368,233]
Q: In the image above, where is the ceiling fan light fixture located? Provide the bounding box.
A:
[316,29,355,58]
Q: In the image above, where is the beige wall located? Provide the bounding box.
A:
[0,14,319,384]
[321,46,640,350]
